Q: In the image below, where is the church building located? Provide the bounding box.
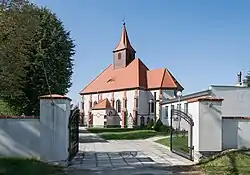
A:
[79,23,183,128]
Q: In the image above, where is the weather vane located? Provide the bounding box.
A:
[122,17,126,26]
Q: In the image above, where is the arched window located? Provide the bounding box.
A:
[93,101,97,106]
[140,116,145,126]
[147,117,150,124]
[116,100,121,113]
[150,101,155,113]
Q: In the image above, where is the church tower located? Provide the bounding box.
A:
[113,22,136,69]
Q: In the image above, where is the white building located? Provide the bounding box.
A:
[160,77,250,160]
[79,23,183,128]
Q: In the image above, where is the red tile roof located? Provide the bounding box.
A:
[92,98,112,110]
[39,94,71,101]
[80,58,183,95]
[187,96,224,103]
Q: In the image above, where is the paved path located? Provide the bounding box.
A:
[67,127,197,175]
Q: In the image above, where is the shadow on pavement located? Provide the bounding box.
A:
[67,151,203,175]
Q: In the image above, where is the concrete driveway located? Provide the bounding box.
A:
[67,127,197,175]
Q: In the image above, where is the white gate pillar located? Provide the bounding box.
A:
[39,94,71,163]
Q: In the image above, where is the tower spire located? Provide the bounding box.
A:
[112,22,136,69]
[113,22,135,53]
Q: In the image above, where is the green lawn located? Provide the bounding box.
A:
[198,149,250,175]
[87,127,139,133]
[0,158,63,175]
[89,129,166,140]
[156,135,189,153]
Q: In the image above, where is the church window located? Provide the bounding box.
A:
[118,53,121,60]
[150,101,155,113]
[124,100,127,109]
[140,116,145,126]
[135,98,138,107]
[165,106,168,119]
[147,117,150,124]
[116,100,121,113]
[93,101,97,106]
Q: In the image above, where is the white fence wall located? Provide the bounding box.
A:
[0,117,40,158]
[0,94,72,164]
[222,118,250,150]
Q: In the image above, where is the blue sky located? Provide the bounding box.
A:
[32,0,250,104]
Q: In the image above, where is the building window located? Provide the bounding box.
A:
[147,116,150,124]
[116,100,121,113]
[140,116,145,126]
[81,102,84,110]
[177,103,181,110]
[118,53,121,60]
[93,101,97,106]
[184,103,188,114]
[124,100,127,109]
[150,102,155,113]
[165,106,168,119]
[135,98,138,107]
[170,105,174,115]
[104,115,107,119]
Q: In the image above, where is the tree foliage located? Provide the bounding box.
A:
[245,71,250,87]
[0,0,75,115]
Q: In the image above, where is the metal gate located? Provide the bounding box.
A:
[68,108,80,161]
[170,108,194,161]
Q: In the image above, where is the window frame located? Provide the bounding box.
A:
[118,53,122,60]
[116,100,121,113]
[184,103,188,114]
[177,103,181,110]
[165,106,169,119]
[150,101,155,113]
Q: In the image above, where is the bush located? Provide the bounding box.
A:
[146,119,154,130]
[154,119,163,131]
[153,119,171,133]
[160,125,171,133]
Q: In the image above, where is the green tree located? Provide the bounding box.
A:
[0,0,75,115]
[0,0,39,114]
[244,71,250,87]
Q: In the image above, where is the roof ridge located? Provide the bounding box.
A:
[165,69,176,86]
[137,58,149,70]
[80,64,112,94]
[166,68,184,90]
[160,68,167,87]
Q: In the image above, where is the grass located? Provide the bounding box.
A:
[155,136,250,175]
[0,158,63,175]
[93,129,166,140]
[87,127,140,133]
[156,135,189,153]
[197,149,250,175]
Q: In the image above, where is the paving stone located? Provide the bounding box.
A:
[75,128,194,171]
[124,158,139,163]
[111,162,127,167]
[137,157,154,163]
[97,163,112,168]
